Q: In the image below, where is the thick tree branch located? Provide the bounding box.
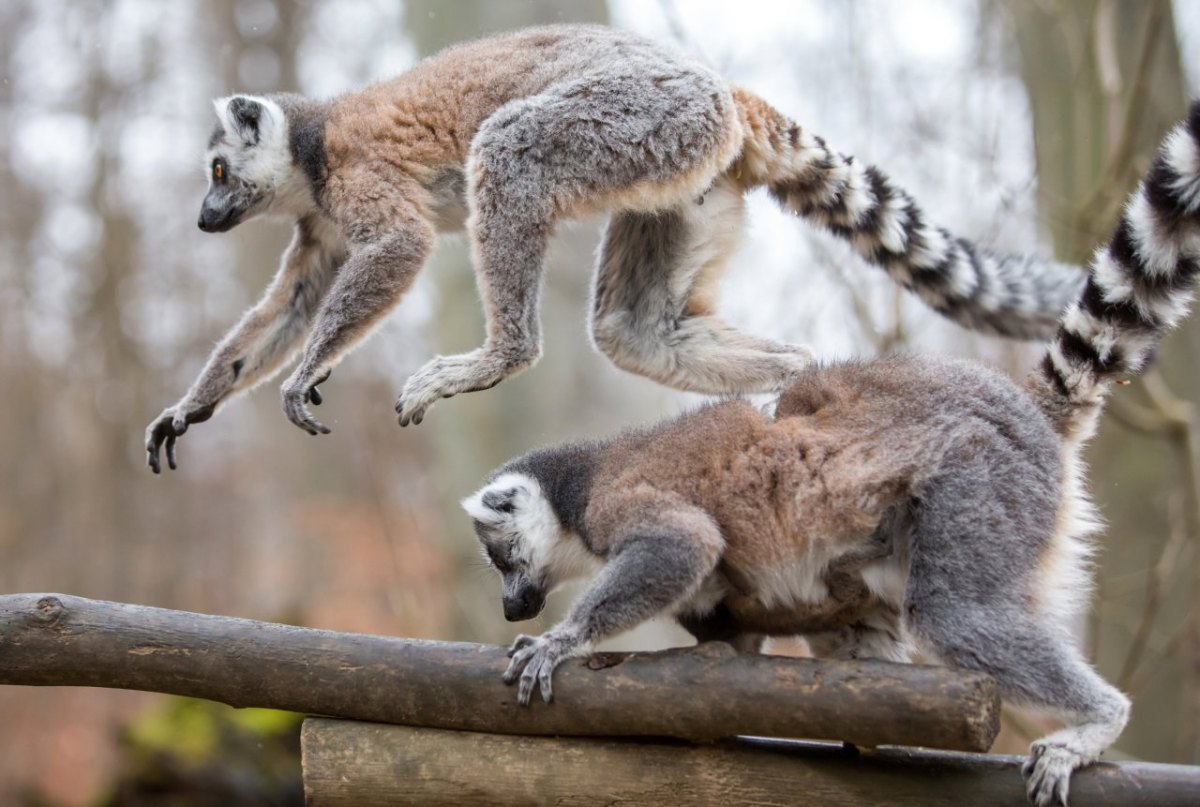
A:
[301,719,1200,807]
[0,593,999,751]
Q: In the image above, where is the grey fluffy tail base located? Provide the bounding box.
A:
[1035,101,1200,438]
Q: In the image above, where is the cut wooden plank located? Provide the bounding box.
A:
[301,718,1200,807]
[0,592,996,750]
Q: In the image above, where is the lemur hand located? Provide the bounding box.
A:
[503,629,582,705]
[144,400,216,474]
[281,368,332,436]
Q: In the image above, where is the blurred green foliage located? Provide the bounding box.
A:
[84,698,302,807]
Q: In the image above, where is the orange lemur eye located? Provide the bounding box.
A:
[213,162,224,181]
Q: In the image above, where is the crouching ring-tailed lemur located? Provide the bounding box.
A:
[463,102,1200,806]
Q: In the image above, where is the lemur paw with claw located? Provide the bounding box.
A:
[281,368,332,435]
[144,401,215,474]
[502,630,584,706]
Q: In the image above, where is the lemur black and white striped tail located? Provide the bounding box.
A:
[1035,102,1200,440]
[733,89,1085,341]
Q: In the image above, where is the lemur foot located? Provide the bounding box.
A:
[754,342,817,392]
[502,630,582,705]
[778,343,817,377]
[145,400,216,473]
[281,368,332,436]
[395,349,513,427]
[1023,742,1087,807]
[766,341,816,359]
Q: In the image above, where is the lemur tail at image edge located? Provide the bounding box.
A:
[1033,101,1200,441]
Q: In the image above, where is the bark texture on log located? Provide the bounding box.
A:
[301,719,1200,807]
[0,593,997,750]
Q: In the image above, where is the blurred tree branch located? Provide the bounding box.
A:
[1118,492,1188,691]
[1072,0,1167,238]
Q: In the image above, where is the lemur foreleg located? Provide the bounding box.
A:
[504,515,723,705]
[145,217,343,472]
[281,223,433,435]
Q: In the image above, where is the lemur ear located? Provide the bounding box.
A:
[215,95,267,146]
[482,488,518,514]
[461,485,520,523]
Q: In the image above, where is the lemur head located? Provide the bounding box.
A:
[462,471,599,622]
[199,94,311,232]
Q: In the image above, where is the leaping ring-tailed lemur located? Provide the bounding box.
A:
[146,24,1083,472]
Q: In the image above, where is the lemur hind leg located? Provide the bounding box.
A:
[676,604,765,654]
[591,178,813,395]
[912,602,1128,807]
[805,608,909,663]
[905,473,1129,807]
[683,523,898,656]
[807,510,912,663]
[395,68,745,424]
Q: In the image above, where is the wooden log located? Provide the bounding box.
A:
[0,592,997,751]
[301,719,1200,807]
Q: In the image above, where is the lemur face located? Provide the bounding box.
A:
[199,95,302,233]
[461,473,574,622]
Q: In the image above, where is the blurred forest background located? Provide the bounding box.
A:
[0,0,1198,803]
